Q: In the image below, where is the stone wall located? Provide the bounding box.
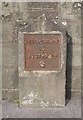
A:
[2,2,81,100]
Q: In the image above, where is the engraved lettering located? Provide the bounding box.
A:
[25,39,59,44]
[39,60,45,68]
[24,34,61,70]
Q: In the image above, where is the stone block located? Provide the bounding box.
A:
[72,79,81,91]
[72,67,81,90]
[71,90,81,98]
[2,43,18,67]
[19,71,66,107]
[2,67,18,89]
[17,3,67,108]
[66,44,81,67]
[29,10,59,20]
[2,2,13,14]
[15,9,61,33]
[61,2,81,20]
[15,3,29,21]
[62,20,81,44]
[72,2,81,16]
[27,2,60,9]
[70,21,81,44]
[18,22,67,107]
[66,66,81,98]
[2,89,19,100]
[72,44,81,67]
[2,22,13,43]
[1,2,81,103]
[61,2,73,16]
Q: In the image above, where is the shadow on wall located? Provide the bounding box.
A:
[65,31,73,105]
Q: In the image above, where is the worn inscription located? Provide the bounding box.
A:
[24,34,61,71]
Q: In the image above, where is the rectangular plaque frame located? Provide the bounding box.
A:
[18,31,66,77]
[24,34,61,71]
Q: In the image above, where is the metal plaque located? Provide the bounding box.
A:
[24,34,61,71]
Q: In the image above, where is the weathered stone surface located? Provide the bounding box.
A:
[2,2,81,102]
[2,67,18,89]
[2,22,13,43]
[61,2,81,20]
[66,65,81,99]
[27,2,60,9]
[2,44,18,67]
[66,67,81,92]
[19,71,66,107]
[72,44,81,67]
[72,79,81,91]
[18,12,67,107]
[67,44,81,67]
[70,21,81,44]
[71,90,81,98]
[2,89,19,100]
[65,20,81,40]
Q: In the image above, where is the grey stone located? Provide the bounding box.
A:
[27,2,59,9]
[70,21,81,44]
[71,91,81,98]
[72,67,81,90]
[61,2,81,20]
[2,67,18,89]
[66,66,81,99]
[18,14,67,107]
[72,44,81,67]
[2,44,18,67]
[66,44,81,67]
[2,2,81,102]
[19,71,66,107]
[2,89,19,100]
[2,97,81,118]
[2,22,13,43]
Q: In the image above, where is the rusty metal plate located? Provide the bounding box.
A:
[24,34,62,71]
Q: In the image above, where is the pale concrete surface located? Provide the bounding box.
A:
[2,97,81,118]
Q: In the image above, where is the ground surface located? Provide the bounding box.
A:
[1,97,81,118]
